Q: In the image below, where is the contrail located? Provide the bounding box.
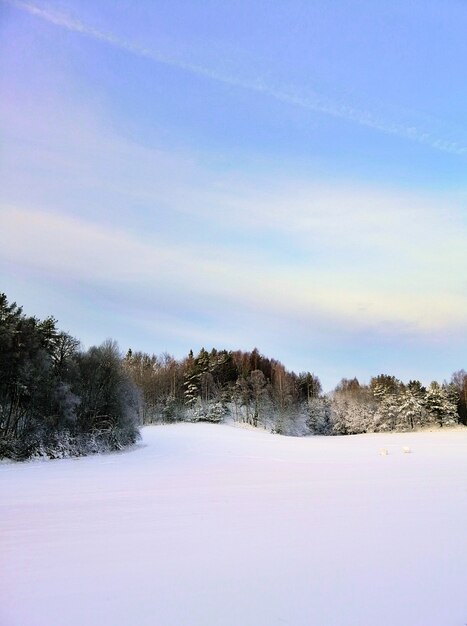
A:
[6,0,467,156]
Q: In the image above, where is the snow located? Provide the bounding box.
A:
[1,423,467,626]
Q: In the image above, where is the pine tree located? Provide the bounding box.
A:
[396,386,425,430]
[306,397,331,435]
[425,382,458,427]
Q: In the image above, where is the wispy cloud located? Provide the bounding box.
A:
[1,71,465,330]
[6,0,467,156]
[1,205,466,335]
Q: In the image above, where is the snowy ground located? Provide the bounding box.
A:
[1,423,467,626]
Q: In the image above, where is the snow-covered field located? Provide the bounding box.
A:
[1,424,467,626]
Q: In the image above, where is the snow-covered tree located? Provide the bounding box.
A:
[396,386,426,430]
[0,294,140,460]
[370,376,403,432]
[425,382,458,427]
[330,379,375,434]
[450,370,467,425]
[306,397,331,435]
[373,395,400,431]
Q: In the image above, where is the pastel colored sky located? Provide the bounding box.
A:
[1,0,466,389]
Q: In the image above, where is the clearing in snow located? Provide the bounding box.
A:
[1,423,467,626]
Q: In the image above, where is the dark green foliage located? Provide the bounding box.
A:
[75,340,139,440]
[451,370,467,425]
[297,372,322,401]
[0,294,139,460]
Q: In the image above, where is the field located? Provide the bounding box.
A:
[1,423,467,625]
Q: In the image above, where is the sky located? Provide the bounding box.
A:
[0,0,466,389]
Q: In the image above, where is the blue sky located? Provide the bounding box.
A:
[1,0,466,389]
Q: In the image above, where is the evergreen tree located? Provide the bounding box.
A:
[0,294,140,459]
[450,370,467,425]
[306,397,331,435]
[396,386,426,430]
[425,382,458,427]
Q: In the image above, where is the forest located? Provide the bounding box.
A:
[1,292,466,459]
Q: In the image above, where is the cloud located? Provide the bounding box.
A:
[5,0,467,156]
[1,205,466,337]
[1,71,465,339]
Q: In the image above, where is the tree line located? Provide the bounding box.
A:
[123,348,466,435]
[1,293,466,459]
